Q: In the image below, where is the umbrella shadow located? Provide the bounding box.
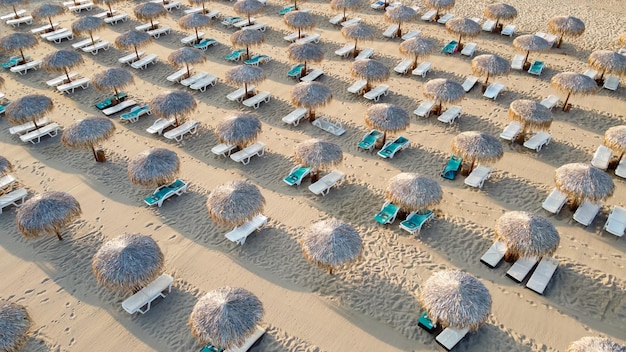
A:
[502,138,591,169]
[552,108,621,137]
[483,170,553,213]
[463,323,535,352]
[22,334,54,352]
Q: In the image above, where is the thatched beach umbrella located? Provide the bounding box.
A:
[115,30,152,61]
[61,117,116,161]
[365,103,408,146]
[508,99,552,140]
[231,28,265,60]
[423,0,454,20]
[555,163,615,207]
[225,65,266,100]
[5,94,53,130]
[0,156,13,176]
[206,180,265,228]
[385,172,442,213]
[0,0,25,18]
[604,125,626,162]
[92,233,164,293]
[0,32,38,64]
[483,3,516,31]
[284,10,314,39]
[399,36,436,69]
[419,270,491,332]
[31,3,64,31]
[568,337,625,352]
[548,15,585,48]
[93,0,121,16]
[215,113,262,149]
[445,17,480,48]
[384,5,417,37]
[451,131,503,173]
[550,72,597,112]
[0,300,32,352]
[291,81,332,121]
[92,67,134,103]
[471,54,510,87]
[330,0,361,21]
[149,90,196,127]
[351,59,389,92]
[72,16,105,46]
[128,148,180,187]
[588,50,626,80]
[233,0,264,25]
[189,287,264,349]
[42,49,83,83]
[513,34,551,66]
[294,139,342,182]
[301,219,362,274]
[423,78,464,115]
[168,47,206,79]
[287,42,323,75]
[341,22,374,58]
[178,13,212,43]
[495,211,559,261]
[16,191,82,241]
[134,2,166,30]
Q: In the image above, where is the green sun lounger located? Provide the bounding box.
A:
[144,179,188,207]
[528,60,545,76]
[244,54,270,66]
[418,312,439,334]
[442,40,458,54]
[400,210,434,234]
[194,38,217,50]
[357,129,383,151]
[95,91,128,110]
[279,5,295,15]
[225,49,246,61]
[374,201,399,224]
[440,154,462,180]
[283,165,312,186]
[0,99,9,114]
[287,64,304,78]
[377,136,409,159]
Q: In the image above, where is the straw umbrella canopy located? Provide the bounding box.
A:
[0,300,32,352]
[149,90,196,127]
[284,10,315,39]
[445,17,480,48]
[588,50,626,80]
[178,13,212,43]
[471,54,510,86]
[419,270,491,332]
[0,32,38,64]
[31,3,64,30]
[215,113,262,149]
[294,139,342,182]
[72,16,105,46]
[384,5,417,37]
[508,99,552,139]
[291,81,332,121]
[451,131,503,173]
[513,34,551,66]
[555,163,615,206]
[0,155,13,176]
[61,117,116,161]
[42,49,83,83]
[483,3,517,31]
[423,0,454,20]
[230,28,265,60]
[92,67,134,103]
[233,0,264,25]
[225,65,266,100]
[604,125,626,162]
[206,180,265,227]
[548,15,585,48]
[189,287,264,349]
[189,0,211,13]
[93,0,121,16]
[365,103,409,145]
[385,173,442,213]
[168,47,206,79]
[92,233,164,293]
[330,0,362,21]
[351,59,389,92]
[550,72,597,112]
[16,191,82,241]
[300,219,362,274]
[115,30,152,61]
[495,211,560,261]
[287,42,323,75]
[341,22,374,58]
[568,337,625,352]
[134,2,166,30]
[0,0,25,17]
[5,94,53,130]
[128,148,180,188]
[423,78,464,114]
[399,36,436,69]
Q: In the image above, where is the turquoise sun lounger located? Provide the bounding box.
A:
[225,49,247,61]
[357,130,383,151]
[283,165,312,186]
[442,40,458,54]
[95,91,128,110]
[440,154,462,180]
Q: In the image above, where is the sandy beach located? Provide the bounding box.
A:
[0,0,625,350]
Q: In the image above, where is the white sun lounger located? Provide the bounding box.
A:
[482,19,496,32]
[511,54,524,70]
[414,100,435,118]
[420,9,436,21]
[437,13,454,24]
[122,274,173,314]
[591,145,612,170]
[363,84,389,101]
[583,68,597,79]
[526,257,559,294]
[119,51,145,64]
[500,121,522,141]
[309,170,346,196]
[355,48,374,60]
[312,117,345,136]
[227,86,256,102]
[135,21,159,31]
[347,79,367,94]
[483,82,505,99]
[604,206,626,237]
[31,23,59,35]
[341,17,361,27]
[462,75,478,92]
[480,241,507,268]
[167,68,193,83]
[180,72,207,86]
[282,108,307,126]
[436,327,469,351]
[82,40,110,55]
[226,326,266,352]
[47,30,74,43]
[68,2,93,12]
[335,44,353,58]
[300,69,324,82]
[437,105,461,124]
[181,32,204,45]
[163,120,198,142]
[225,214,268,245]
[72,37,99,49]
[162,1,181,11]
[146,118,175,135]
[46,72,78,87]
[242,91,271,109]
[0,175,16,194]
[507,256,538,282]
[295,33,321,44]
[501,24,516,37]
[20,123,61,144]
[102,100,136,116]
[603,75,620,91]
[523,132,551,152]
[211,143,236,157]
[573,201,601,226]
[230,142,266,165]
[40,28,68,40]
[245,23,267,31]
[0,9,25,20]
[394,59,412,74]
[147,26,171,38]
[0,188,28,214]
[6,15,32,27]
[57,77,90,94]
[542,188,567,214]
[540,95,560,110]
[616,158,626,178]
[120,105,151,123]
[383,24,399,38]
[461,42,477,57]
[233,18,256,28]
[10,60,42,75]
[411,61,431,78]
[104,13,129,24]
[284,31,305,42]
[9,117,51,135]
[131,54,158,69]
[401,29,421,40]
[465,165,492,188]
[189,74,217,92]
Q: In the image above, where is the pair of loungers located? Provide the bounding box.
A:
[282,166,346,196]
[373,201,435,234]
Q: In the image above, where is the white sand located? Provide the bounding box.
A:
[0,0,625,351]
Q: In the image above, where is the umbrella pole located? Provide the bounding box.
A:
[248,13,251,25]
[311,170,319,183]
[562,92,571,111]
[175,115,180,127]
[382,131,387,146]
[186,64,190,79]
[56,231,63,241]
[134,46,140,61]
[294,0,297,10]
[12,5,18,17]
[556,34,563,48]
[90,32,95,46]
[343,8,346,21]
[113,87,120,102]
[202,3,206,13]
[150,19,155,30]
[244,83,249,100]
[48,17,54,29]
[618,152,624,163]
[33,119,39,129]
[64,67,71,82]
[524,50,529,65]
[599,69,605,80]
[308,108,316,121]
[485,72,490,86]
[328,267,333,275]
[469,158,475,173]
[19,49,26,64]
[303,61,307,75]
[495,19,500,32]
[195,28,199,41]
[246,46,250,60]
[396,23,402,37]
[298,28,301,38]
[108,4,113,16]
[353,39,358,58]
[90,145,98,161]
[458,34,462,48]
